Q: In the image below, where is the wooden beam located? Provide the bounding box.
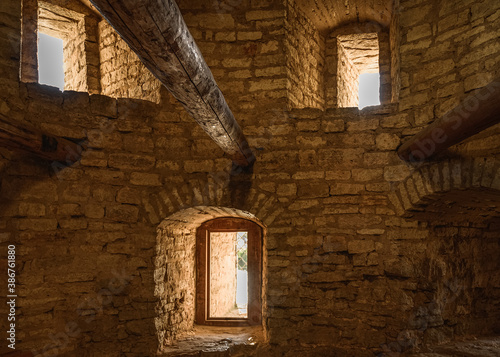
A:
[0,115,83,163]
[90,0,255,166]
[398,79,500,162]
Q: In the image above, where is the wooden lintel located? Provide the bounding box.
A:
[90,0,255,166]
[398,79,500,162]
[0,115,84,163]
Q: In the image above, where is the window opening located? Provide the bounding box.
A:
[38,33,65,90]
[358,72,380,109]
[337,32,380,108]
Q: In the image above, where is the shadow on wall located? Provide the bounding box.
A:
[227,162,254,207]
[396,187,500,350]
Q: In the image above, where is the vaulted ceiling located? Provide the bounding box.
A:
[296,0,394,33]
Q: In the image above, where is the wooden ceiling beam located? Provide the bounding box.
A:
[90,0,255,167]
[398,79,500,162]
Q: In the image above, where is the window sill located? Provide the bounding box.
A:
[160,325,264,356]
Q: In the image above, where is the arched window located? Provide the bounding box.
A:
[195,218,263,326]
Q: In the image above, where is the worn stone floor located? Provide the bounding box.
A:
[160,326,263,356]
[162,334,500,356]
[408,336,500,357]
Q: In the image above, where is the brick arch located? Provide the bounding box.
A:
[389,157,500,217]
[141,176,283,227]
[153,205,272,352]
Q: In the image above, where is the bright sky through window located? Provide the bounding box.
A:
[358,72,380,109]
[38,33,64,90]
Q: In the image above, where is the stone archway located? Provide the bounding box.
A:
[153,206,267,353]
[387,157,500,346]
[388,157,500,217]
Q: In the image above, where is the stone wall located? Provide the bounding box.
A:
[390,0,401,103]
[178,0,289,118]
[336,36,361,107]
[20,0,37,83]
[154,225,196,346]
[1,0,500,356]
[209,232,237,318]
[398,0,500,117]
[60,12,86,92]
[285,0,325,109]
[98,20,162,103]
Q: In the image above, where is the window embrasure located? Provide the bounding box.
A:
[325,23,393,109]
[20,0,100,93]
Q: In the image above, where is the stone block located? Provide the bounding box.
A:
[222,58,252,68]
[130,172,161,186]
[17,218,58,231]
[86,169,125,185]
[346,119,379,131]
[106,204,139,223]
[228,70,252,79]
[90,94,117,117]
[376,133,400,151]
[215,32,236,42]
[407,23,432,42]
[246,10,285,21]
[351,168,383,182]
[308,271,349,282]
[384,165,411,181]
[297,182,329,198]
[61,183,91,202]
[292,171,324,180]
[347,240,375,254]
[323,236,347,252]
[59,218,88,230]
[80,151,107,167]
[18,202,46,216]
[108,154,155,171]
[322,119,344,133]
[276,183,297,196]
[123,135,154,153]
[330,183,364,195]
[288,200,319,210]
[85,204,105,219]
[184,160,214,173]
[249,78,287,91]
[197,13,235,28]
[237,31,263,41]
[325,170,351,180]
